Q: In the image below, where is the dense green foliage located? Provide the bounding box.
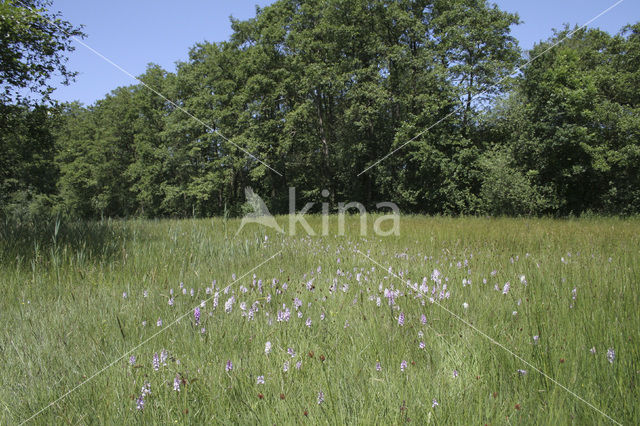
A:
[0,0,83,217]
[0,102,60,218]
[485,25,640,215]
[1,0,639,219]
[0,0,83,104]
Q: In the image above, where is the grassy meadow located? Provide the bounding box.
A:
[1,215,639,424]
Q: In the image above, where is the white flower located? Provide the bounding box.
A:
[224,296,235,313]
[607,348,615,364]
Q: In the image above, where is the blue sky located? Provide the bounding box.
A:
[49,0,638,105]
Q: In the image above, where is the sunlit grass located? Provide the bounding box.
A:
[1,216,638,424]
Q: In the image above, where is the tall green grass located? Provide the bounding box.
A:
[1,216,638,424]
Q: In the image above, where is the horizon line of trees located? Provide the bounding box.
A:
[2,0,639,221]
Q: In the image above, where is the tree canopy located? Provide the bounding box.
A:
[2,0,639,220]
[1,0,84,216]
[0,0,84,104]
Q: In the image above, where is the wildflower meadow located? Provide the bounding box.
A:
[1,215,638,424]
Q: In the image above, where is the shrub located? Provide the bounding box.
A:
[479,149,549,216]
